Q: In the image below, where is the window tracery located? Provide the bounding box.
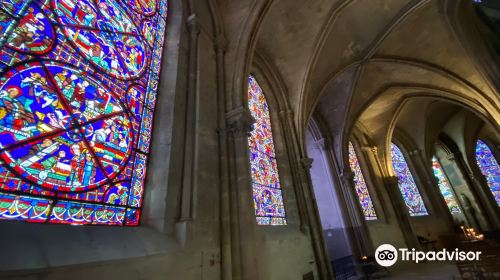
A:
[0,0,168,226]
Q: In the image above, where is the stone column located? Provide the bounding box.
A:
[224,107,260,280]
[427,175,456,223]
[450,152,500,229]
[383,176,421,250]
[214,33,233,280]
[279,110,309,232]
[467,173,500,229]
[408,149,453,226]
[179,14,200,222]
[339,170,374,257]
[300,157,335,280]
[360,146,389,221]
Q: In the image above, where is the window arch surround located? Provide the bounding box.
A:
[431,155,462,214]
[246,52,306,225]
[0,0,188,270]
[346,129,387,222]
[245,63,300,227]
[389,141,429,217]
[347,140,378,220]
[247,74,288,225]
[0,0,171,227]
[474,139,500,206]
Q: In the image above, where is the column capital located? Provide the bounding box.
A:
[383,176,399,186]
[361,146,378,156]
[408,149,421,157]
[225,107,255,138]
[214,34,228,52]
[279,110,294,122]
[187,14,200,36]
[300,157,314,169]
[427,177,438,186]
[446,153,456,161]
[468,173,479,182]
[340,170,355,186]
[314,138,331,151]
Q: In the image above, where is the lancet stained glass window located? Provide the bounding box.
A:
[431,156,461,214]
[390,143,428,216]
[0,0,168,226]
[348,142,377,220]
[475,140,500,206]
[248,75,286,225]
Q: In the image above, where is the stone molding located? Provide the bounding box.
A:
[300,158,314,170]
[225,107,255,138]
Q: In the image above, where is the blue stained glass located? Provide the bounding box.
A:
[475,140,500,206]
[348,142,377,220]
[248,75,286,226]
[390,143,428,216]
[431,156,461,214]
[0,0,169,226]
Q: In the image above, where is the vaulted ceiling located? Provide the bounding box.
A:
[249,0,500,170]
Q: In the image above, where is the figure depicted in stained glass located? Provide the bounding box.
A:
[248,75,286,226]
[141,20,155,47]
[130,0,157,16]
[390,143,428,216]
[348,142,377,220]
[0,0,169,226]
[431,156,461,214]
[7,6,55,54]
[54,0,146,79]
[475,140,500,206]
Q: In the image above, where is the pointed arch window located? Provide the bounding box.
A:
[475,140,500,206]
[247,75,286,225]
[431,156,461,214]
[390,143,428,216]
[348,142,377,220]
[0,0,168,226]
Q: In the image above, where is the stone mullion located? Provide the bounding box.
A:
[452,152,500,229]
[339,170,374,257]
[225,107,260,280]
[466,171,500,229]
[329,142,376,256]
[409,150,454,225]
[360,146,389,222]
[383,176,421,250]
[299,157,335,280]
[214,31,234,280]
[279,110,333,280]
[278,110,309,230]
[179,14,200,222]
[468,175,500,228]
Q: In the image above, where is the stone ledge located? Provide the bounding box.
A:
[0,222,179,272]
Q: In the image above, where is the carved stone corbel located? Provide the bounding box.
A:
[225,107,255,138]
[300,157,314,170]
[314,138,331,151]
[187,14,200,37]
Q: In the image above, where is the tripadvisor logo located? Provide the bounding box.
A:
[375,244,398,267]
[374,244,482,267]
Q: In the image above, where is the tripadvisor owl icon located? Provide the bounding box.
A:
[375,244,398,267]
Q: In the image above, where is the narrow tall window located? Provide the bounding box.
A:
[475,140,500,206]
[390,143,428,216]
[348,142,377,220]
[0,0,168,226]
[431,156,461,214]
[248,75,286,225]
